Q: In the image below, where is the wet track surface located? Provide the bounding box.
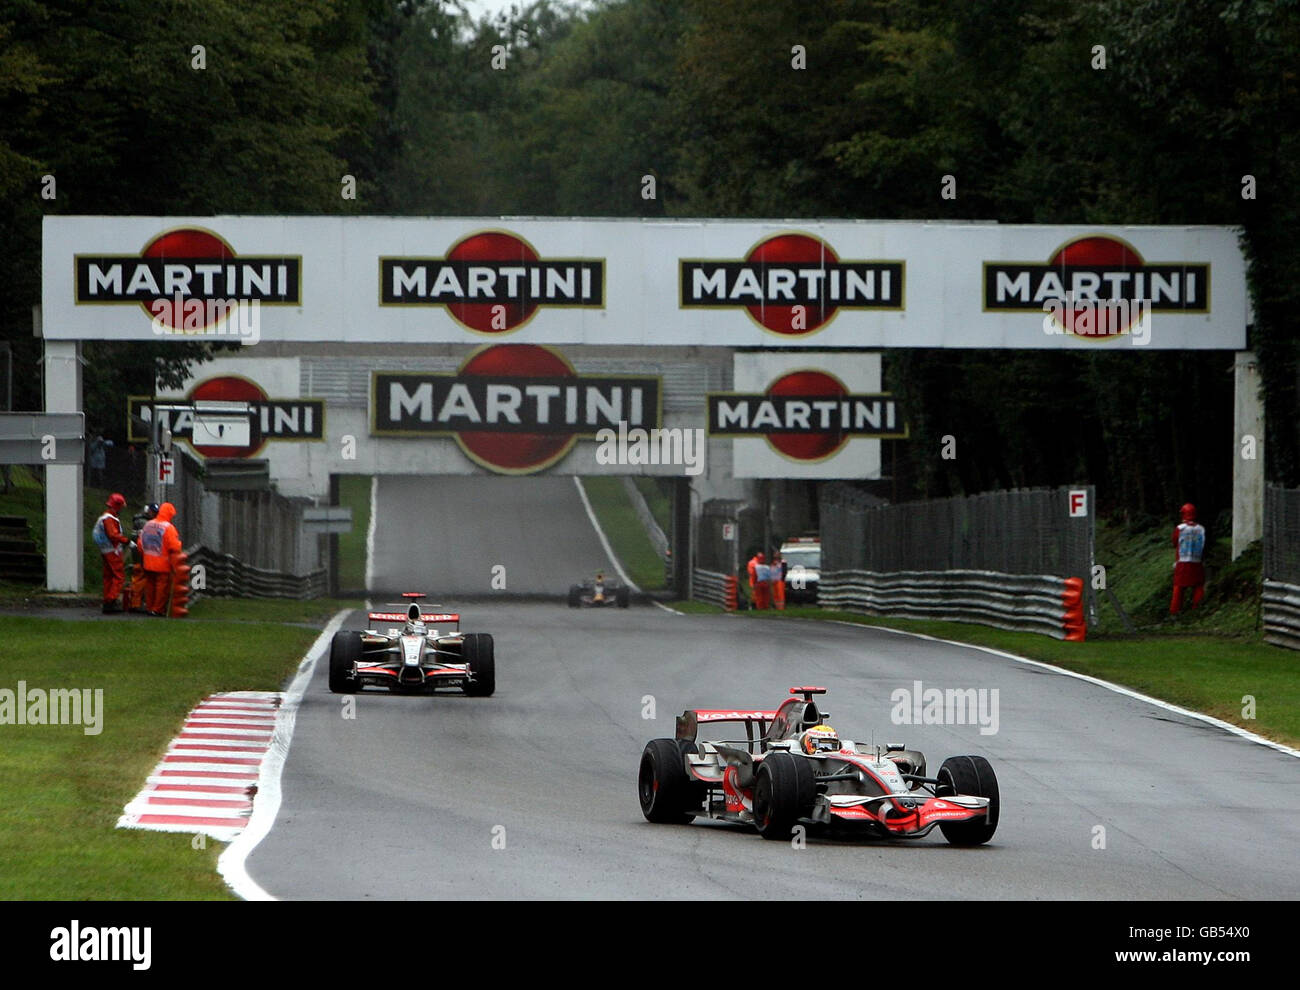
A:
[247,477,1300,899]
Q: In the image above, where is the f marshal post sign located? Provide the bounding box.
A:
[43,218,1247,350]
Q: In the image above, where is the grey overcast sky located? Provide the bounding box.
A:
[464,0,590,21]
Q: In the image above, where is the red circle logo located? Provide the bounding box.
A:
[455,345,576,473]
[187,376,266,459]
[446,232,540,334]
[746,234,839,335]
[767,370,848,460]
[1048,235,1144,337]
[141,228,235,331]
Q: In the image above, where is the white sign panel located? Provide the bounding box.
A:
[1068,489,1089,517]
[42,217,1247,349]
[723,352,889,479]
[158,456,175,485]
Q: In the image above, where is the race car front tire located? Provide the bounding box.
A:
[616,585,630,608]
[568,585,581,608]
[935,755,999,845]
[328,631,361,694]
[753,752,815,840]
[638,738,703,824]
[462,633,496,697]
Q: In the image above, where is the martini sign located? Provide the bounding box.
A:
[129,376,325,458]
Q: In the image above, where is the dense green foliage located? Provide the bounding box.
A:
[3,0,1297,523]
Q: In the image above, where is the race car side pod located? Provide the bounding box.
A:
[169,551,191,619]
[1061,576,1085,642]
[725,574,738,612]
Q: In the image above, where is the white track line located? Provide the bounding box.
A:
[826,619,1300,760]
[363,475,378,594]
[216,608,351,900]
[572,476,680,614]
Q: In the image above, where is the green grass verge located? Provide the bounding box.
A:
[336,475,372,593]
[702,605,1299,749]
[666,599,726,615]
[580,477,666,590]
[185,596,361,625]
[0,465,148,596]
[0,604,348,899]
[631,477,673,534]
[1093,518,1262,637]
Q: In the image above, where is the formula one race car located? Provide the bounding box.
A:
[638,686,998,845]
[568,571,630,608]
[328,594,494,696]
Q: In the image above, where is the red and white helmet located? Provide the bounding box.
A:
[1180,502,1197,522]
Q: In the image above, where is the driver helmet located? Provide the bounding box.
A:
[144,503,160,520]
[404,602,424,634]
[801,724,841,755]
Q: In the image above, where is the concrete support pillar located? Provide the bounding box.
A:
[43,339,84,591]
[1233,351,1264,560]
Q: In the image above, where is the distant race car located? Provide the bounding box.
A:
[638,686,999,844]
[568,572,630,608]
[328,593,494,696]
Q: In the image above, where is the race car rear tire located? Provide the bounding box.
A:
[568,585,581,608]
[638,738,702,824]
[328,631,361,694]
[936,755,999,845]
[461,633,495,697]
[753,752,816,840]
[616,585,630,608]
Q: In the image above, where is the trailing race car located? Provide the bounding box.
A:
[568,571,630,608]
[328,593,494,696]
[638,686,998,845]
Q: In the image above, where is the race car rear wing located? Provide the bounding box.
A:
[676,708,778,751]
[367,610,460,627]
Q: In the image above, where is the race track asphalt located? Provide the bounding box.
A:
[245,476,1300,900]
[366,475,617,597]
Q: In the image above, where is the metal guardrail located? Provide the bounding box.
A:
[819,569,1084,640]
[1262,579,1300,651]
[186,545,327,600]
[692,567,736,610]
[819,484,1097,627]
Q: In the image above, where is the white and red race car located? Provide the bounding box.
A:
[328,594,495,696]
[638,686,998,844]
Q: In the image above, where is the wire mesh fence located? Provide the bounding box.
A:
[1264,485,1300,585]
[696,498,762,573]
[819,485,1093,582]
[165,449,324,590]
